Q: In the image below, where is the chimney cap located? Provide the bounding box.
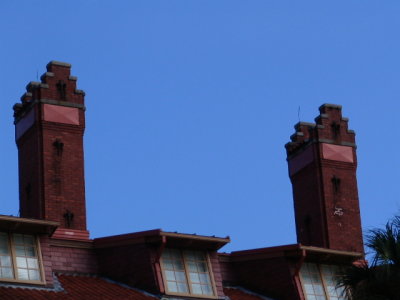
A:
[46,60,71,68]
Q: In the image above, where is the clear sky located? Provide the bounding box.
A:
[1,1,399,253]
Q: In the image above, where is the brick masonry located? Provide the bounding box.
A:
[285,104,364,253]
[14,61,87,233]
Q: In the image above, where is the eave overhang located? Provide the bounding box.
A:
[229,243,363,264]
[94,229,230,250]
[0,215,59,236]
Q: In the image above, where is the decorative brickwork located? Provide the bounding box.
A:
[285,104,363,253]
[3,62,366,300]
[14,61,88,235]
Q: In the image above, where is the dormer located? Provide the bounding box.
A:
[0,215,58,286]
[94,229,230,299]
[220,244,362,300]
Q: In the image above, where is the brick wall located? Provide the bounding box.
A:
[229,255,301,300]
[14,61,88,232]
[39,236,98,286]
[95,243,159,294]
[286,104,363,253]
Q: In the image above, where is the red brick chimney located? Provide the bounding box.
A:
[13,61,89,240]
[285,104,363,253]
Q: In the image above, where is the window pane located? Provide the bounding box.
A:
[202,284,213,295]
[17,268,29,280]
[1,267,13,279]
[0,256,11,267]
[29,269,40,281]
[307,263,319,273]
[163,259,174,270]
[24,236,35,245]
[189,272,200,283]
[185,250,205,261]
[165,270,175,281]
[27,258,39,269]
[177,282,189,293]
[167,281,178,292]
[311,273,320,283]
[0,234,10,255]
[13,234,24,244]
[187,261,197,272]
[199,273,210,284]
[197,262,207,272]
[15,246,25,256]
[175,271,186,282]
[16,257,27,268]
[168,249,181,259]
[192,283,202,294]
[25,247,35,257]
[300,263,327,300]
[327,286,337,296]
[304,283,314,294]
[174,260,184,271]
[313,284,324,295]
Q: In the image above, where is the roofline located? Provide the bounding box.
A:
[300,245,363,258]
[94,229,230,249]
[0,215,59,226]
[161,231,230,244]
[229,243,363,261]
[0,215,59,235]
[230,243,300,256]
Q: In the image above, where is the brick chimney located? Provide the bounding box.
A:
[13,61,89,240]
[285,104,363,253]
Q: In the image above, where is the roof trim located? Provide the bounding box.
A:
[94,229,230,250]
[0,215,59,235]
[161,231,230,244]
[300,246,363,257]
[229,243,363,262]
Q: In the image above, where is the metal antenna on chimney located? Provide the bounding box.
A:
[298,106,301,123]
[36,69,39,81]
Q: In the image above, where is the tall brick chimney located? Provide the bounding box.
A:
[285,104,363,253]
[13,61,88,240]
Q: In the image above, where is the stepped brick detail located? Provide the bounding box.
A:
[285,104,363,253]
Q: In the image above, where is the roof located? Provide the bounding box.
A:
[94,229,230,250]
[230,243,362,264]
[0,215,58,236]
[224,287,275,300]
[0,274,157,300]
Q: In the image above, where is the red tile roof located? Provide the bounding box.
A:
[0,274,157,300]
[224,287,273,300]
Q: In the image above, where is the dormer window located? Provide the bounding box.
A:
[0,232,43,283]
[161,248,215,297]
[300,263,346,300]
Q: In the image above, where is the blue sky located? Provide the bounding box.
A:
[1,1,399,252]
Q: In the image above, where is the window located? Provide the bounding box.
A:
[300,263,346,300]
[0,232,43,283]
[161,248,215,297]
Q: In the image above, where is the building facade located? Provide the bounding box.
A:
[0,61,363,300]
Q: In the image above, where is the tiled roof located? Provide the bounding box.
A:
[0,274,157,300]
[224,287,274,300]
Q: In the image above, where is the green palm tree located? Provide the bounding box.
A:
[338,216,400,300]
